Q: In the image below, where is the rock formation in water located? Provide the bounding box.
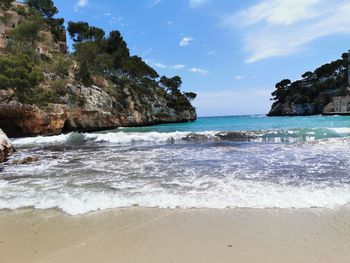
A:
[0,129,14,163]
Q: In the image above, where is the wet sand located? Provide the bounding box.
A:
[1,207,350,263]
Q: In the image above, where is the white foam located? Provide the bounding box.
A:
[11,131,220,147]
[1,179,350,215]
[85,131,190,143]
[329,128,350,134]
[12,133,72,146]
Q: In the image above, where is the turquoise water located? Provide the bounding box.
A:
[1,115,350,215]
[118,115,350,141]
[122,115,350,132]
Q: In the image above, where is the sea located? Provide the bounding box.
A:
[1,115,350,215]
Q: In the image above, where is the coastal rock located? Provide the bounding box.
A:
[268,102,317,116]
[0,129,14,163]
[0,101,68,137]
[0,83,196,137]
[12,156,39,165]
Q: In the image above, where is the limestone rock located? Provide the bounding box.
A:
[0,129,14,163]
[0,82,196,137]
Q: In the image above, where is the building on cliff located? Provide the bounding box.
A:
[331,95,350,113]
[0,1,67,55]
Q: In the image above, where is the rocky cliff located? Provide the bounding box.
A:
[268,52,349,116]
[0,129,14,163]
[0,2,197,137]
[0,82,196,137]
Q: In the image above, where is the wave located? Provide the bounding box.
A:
[11,127,350,147]
[1,179,350,215]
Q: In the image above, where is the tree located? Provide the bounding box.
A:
[302,71,313,79]
[342,52,348,62]
[46,17,65,42]
[11,15,44,44]
[0,54,43,91]
[0,0,13,11]
[275,79,291,89]
[105,30,130,70]
[25,0,58,19]
[73,41,102,84]
[159,76,182,95]
[67,21,90,42]
[123,56,159,80]
[184,92,197,101]
[67,22,105,42]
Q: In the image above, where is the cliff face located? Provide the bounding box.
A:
[268,102,318,116]
[0,82,196,137]
[0,129,14,163]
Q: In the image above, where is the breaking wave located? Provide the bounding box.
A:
[3,115,350,215]
[11,127,350,147]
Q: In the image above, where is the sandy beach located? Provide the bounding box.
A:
[1,207,350,263]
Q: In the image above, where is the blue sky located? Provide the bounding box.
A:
[54,0,350,116]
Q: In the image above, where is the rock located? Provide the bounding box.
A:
[215,131,258,141]
[267,102,318,116]
[0,129,14,163]
[183,133,209,142]
[0,101,68,137]
[0,83,196,137]
[12,156,39,165]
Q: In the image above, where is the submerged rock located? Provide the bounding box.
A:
[12,156,39,165]
[0,129,14,163]
[215,131,258,141]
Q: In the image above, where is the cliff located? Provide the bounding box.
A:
[0,79,196,138]
[0,1,197,137]
[268,52,349,116]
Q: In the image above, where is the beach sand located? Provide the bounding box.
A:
[1,207,350,263]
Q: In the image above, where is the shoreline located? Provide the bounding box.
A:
[1,207,350,263]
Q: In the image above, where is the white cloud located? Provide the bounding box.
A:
[75,0,89,8]
[104,12,111,16]
[153,62,168,69]
[109,16,124,25]
[226,0,350,63]
[207,50,216,56]
[189,67,208,74]
[179,37,194,47]
[235,75,243,80]
[75,0,88,11]
[150,0,162,7]
[234,0,321,26]
[174,64,186,69]
[145,60,187,70]
[189,0,209,8]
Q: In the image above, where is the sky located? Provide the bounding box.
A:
[54,0,350,116]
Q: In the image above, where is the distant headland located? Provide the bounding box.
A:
[268,50,350,116]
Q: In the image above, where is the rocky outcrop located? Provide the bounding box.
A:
[0,129,14,163]
[267,102,318,116]
[0,84,196,137]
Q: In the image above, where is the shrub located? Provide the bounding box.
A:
[0,54,43,91]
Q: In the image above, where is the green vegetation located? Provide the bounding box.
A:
[25,0,58,18]
[0,0,13,11]
[0,0,196,114]
[269,53,348,115]
[0,54,43,91]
